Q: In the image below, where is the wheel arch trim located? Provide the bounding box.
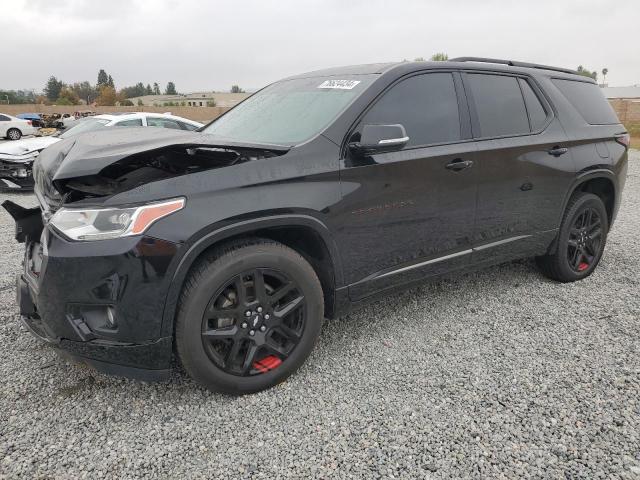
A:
[560,169,617,222]
[159,214,343,336]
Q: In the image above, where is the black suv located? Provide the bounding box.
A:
[5,58,629,394]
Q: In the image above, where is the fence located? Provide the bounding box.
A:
[609,99,640,124]
[2,99,640,126]
[0,104,230,123]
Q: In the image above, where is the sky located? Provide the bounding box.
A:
[2,0,639,93]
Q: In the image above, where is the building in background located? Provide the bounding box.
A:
[601,86,640,100]
[130,92,250,107]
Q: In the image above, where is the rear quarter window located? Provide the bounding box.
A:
[552,79,619,125]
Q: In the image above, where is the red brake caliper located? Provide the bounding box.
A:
[578,262,589,272]
[253,355,282,373]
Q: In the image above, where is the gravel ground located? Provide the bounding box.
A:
[1,151,639,480]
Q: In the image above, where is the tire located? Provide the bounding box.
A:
[175,238,324,394]
[536,192,609,282]
[7,128,22,141]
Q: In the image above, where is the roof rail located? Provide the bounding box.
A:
[449,57,577,75]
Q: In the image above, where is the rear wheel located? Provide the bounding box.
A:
[536,192,608,282]
[7,128,21,140]
[175,239,324,394]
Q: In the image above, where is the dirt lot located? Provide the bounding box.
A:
[0,152,639,479]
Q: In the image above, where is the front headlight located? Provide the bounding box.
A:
[50,198,185,241]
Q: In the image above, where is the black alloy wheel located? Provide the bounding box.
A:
[176,239,324,394]
[536,192,609,282]
[566,207,603,273]
[201,268,306,376]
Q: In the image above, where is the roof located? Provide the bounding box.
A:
[284,63,400,79]
[285,59,587,82]
[601,86,640,99]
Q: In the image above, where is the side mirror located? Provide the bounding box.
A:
[349,124,409,155]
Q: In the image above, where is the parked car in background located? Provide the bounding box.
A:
[16,113,44,128]
[0,113,38,140]
[0,112,203,190]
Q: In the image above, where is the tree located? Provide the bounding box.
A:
[430,53,449,61]
[107,75,115,88]
[71,81,98,105]
[97,69,109,87]
[230,85,245,93]
[0,89,36,104]
[137,99,144,106]
[576,65,597,81]
[153,82,161,95]
[414,57,425,61]
[146,84,153,95]
[119,99,134,106]
[602,68,608,84]
[96,85,117,106]
[165,81,177,95]
[44,76,64,102]
[120,82,147,98]
[56,87,80,105]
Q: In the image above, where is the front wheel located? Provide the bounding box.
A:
[536,192,609,282]
[175,239,324,394]
[7,128,22,140]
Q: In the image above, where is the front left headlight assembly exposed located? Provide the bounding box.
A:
[50,198,185,241]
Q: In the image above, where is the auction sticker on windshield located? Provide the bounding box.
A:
[317,80,361,90]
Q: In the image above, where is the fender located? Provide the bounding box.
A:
[560,168,618,222]
[547,167,618,255]
[158,214,344,337]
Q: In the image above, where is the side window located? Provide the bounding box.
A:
[467,74,529,137]
[519,79,548,131]
[147,117,181,129]
[179,121,199,131]
[0,115,10,121]
[114,118,143,127]
[360,73,461,147]
[551,79,619,125]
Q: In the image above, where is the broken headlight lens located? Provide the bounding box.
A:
[50,198,185,241]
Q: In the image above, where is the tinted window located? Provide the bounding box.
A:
[58,118,110,139]
[179,121,199,131]
[0,115,9,121]
[147,117,181,129]
[520,79,548,131]
[552,79,619,125]
[467,74,529,137]
[361,73,460,147]
[115,118,143,127]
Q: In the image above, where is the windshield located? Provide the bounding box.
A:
[59,118,110,139]
[202,75,376,145]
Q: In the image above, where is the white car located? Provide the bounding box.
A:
[0,113,38,140]
[0,112,203,190]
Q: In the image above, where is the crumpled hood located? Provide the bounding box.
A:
[38,127,289,182]
[0,136,59,156]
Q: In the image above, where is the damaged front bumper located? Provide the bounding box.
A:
[0,157,35,190]
[5,200,181,381]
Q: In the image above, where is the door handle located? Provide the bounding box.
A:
[548,146,568,157]
[445,158,474,171]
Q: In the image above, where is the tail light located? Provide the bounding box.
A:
[26,120,32,126]
[615,133,630,149]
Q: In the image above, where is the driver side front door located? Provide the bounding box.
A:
[334,71,479,300]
